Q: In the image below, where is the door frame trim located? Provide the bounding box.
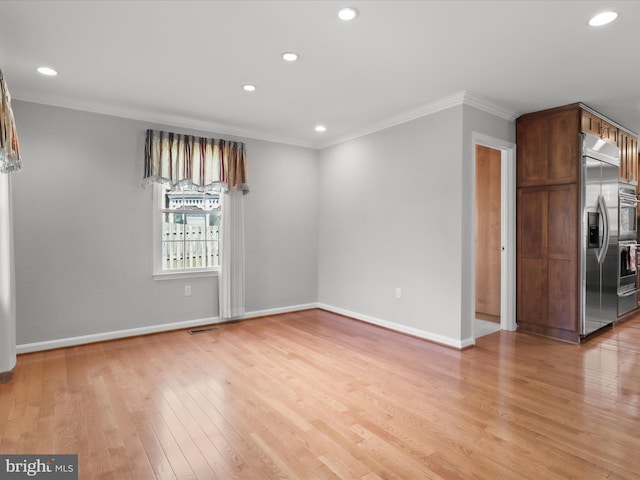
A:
[472,133,517,334]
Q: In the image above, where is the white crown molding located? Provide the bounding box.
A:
[317,90,518,149]
[12,91,316,149]
[14,89,517,151]
[316,91,466,149]
[462,90,519,121]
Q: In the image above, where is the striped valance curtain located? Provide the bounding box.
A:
[0,69,22,174]
[143,129,248,192]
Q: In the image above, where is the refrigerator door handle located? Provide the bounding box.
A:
[619,288,640,298]
[597,194,610,265]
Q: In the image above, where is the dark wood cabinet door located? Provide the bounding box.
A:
[601,119,618,144]
[517,188,547,323]
[546,186,578,331]
[619,131,628,181]
[627,134,638,184]
[581,110,618,145]
[581,110,601,137]
[548,111,580,182]
[632,136,639,184]
[618,131,639,184]
[517,184,578,337]
[517,116,548,185]
[517,107,579,187]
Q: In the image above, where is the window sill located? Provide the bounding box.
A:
[153,268,219,281]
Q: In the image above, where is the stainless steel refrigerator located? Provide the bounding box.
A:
[581,133,620,336]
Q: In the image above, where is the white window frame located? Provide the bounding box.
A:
[152,183,220,280]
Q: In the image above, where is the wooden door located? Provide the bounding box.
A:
[476,145,501,319]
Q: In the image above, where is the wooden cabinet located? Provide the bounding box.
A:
[517,106,580,187]
[517,103,638,342]
[632,136,638,183]
[619,130,630,182]
[517,184,579,342]
[581,109,618,145]
[581,109,600,137]
[618,130,638,184]
[631,136,638,183]
[581,108,637,184]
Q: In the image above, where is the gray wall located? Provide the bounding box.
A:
[243,138,318,312]
[12,101,319,346]
[317,106,466,344]
[11,99,514,349]
[316,104,515,346]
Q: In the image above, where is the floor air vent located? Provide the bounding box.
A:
[188,327,219,335]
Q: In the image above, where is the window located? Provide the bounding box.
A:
[153,184,220,278]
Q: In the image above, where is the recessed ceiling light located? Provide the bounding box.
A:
[282,52,299,62]
[243,84,256,92]
[315,125,327,133]
[338,7,358,21]
[589,11,618,26]
[36,66,58,76]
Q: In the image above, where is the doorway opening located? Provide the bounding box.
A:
[475,145,502,337]
[472,133,517,339]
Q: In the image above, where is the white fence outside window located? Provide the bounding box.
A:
[162,221,219,269]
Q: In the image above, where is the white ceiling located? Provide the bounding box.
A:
[1,0,639,148]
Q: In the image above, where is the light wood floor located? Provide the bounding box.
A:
[1,309,640,479]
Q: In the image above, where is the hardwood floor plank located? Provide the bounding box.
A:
[317,451,370,480]
[307,463,343,480]
[97,348,158,480]
[2,308,640,479]
[91,374,135,480]
[130,409,179,480]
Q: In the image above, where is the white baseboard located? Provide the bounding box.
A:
[317,303,475,350]
[242,303,317,320]
[16,302,472,354]
[16,303,319,354]
[16,316,221,354]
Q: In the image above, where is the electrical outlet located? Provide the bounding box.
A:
[184,285,192,297]
[395,287,402,299]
